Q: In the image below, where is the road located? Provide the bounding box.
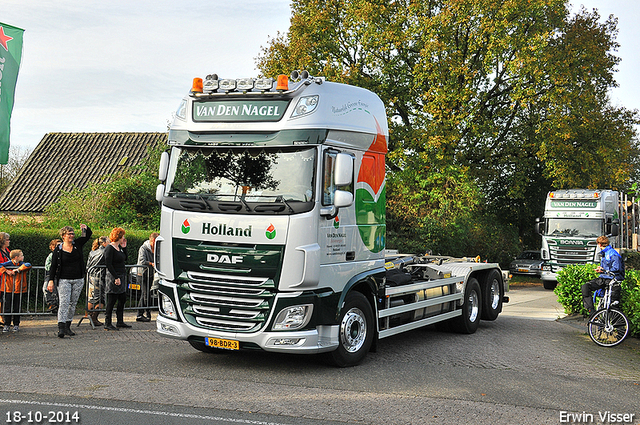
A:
[0,285,638,425]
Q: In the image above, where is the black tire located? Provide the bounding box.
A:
[542,280,556,290]
[481,270,503,321]
[588,309,629,347]
[189,339,226,354]
[327,291,374,367]
[450,278,482,334]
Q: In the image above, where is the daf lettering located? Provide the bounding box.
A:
[207,254,243,264]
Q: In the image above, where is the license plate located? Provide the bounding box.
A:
[518,268,528,272]
[205,337,239,350]
[129,283,141,290]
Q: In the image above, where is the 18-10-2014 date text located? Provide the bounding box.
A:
[5,411,79,423]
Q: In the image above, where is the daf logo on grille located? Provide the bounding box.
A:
[207,254,243,264]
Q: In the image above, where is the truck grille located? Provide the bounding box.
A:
[180,271,275,332]
[548,240,597,271]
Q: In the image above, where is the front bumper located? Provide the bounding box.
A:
[156,315,339,354]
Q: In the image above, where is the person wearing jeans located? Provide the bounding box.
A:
[48,224,92,338]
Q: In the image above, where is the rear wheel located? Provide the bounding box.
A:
[328,291,374,367]
[588,309,629,347]
[450,278,482,334]
[481,270,503,321]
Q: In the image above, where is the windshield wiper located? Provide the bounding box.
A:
[276,196,295,213]
[196,194,212,210]
[238,196,252,212]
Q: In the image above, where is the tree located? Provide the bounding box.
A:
[257,0,638,257]
[0,145,31,194]
[44,141,166,229]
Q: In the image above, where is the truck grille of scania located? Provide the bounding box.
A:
[179,271,276,332]
[547,240,597,271]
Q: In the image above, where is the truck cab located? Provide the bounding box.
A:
[536,189,620,289]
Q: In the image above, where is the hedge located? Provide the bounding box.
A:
[4,227,156,266]
[555,264,640,338]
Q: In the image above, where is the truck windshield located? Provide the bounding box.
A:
[545,218,602,238]
[165,146,316,207]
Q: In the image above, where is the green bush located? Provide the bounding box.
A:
[621,271,640,337]
[555,264,640,337]
[2,224,155,266]
[554,264,597,315]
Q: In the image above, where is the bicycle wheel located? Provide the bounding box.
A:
[588,309,629,347]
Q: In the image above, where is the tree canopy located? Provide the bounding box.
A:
[256,0,639,259]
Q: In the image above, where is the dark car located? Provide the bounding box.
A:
[509,250,543,276]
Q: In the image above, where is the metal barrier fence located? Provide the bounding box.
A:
[0,264,158,325]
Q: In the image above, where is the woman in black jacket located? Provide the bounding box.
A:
[48,224,92,338]
[103,227,130,331]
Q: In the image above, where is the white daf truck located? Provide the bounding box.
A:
[154,71,509,366]
[536,189,620,289]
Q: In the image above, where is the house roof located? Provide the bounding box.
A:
[0,132,166,213]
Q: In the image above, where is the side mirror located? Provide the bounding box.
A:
[334,190,353,208]
[156,183,165,203]
[158,151,170,182]
[535,218,544,235]
[607,218,620,237]
[334,153,353,186]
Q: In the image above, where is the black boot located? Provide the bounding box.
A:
[64,321,75,336]
[104,315,118,331]
[116,311,131,328]
[57,322,65,338]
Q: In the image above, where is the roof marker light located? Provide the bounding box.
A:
[276,74,288,91]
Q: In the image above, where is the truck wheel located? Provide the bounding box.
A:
[328,291,374,367]
[450,278,482,334]
[481,270,503,321]
[542,280,556,290]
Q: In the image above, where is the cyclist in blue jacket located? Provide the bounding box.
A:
[582,235,623,317]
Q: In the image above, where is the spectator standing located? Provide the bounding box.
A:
[48,224,92,338]
[86,236,109,326]
[104,227,130,331]
[136,232,158,322]
[1,249,32,332]
[0,232,10,326]
[42,239,61,314]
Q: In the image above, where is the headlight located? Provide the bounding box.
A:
[272,304,313,330]
[160,293,177,319]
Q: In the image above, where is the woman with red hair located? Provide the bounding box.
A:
[104,227,130,331]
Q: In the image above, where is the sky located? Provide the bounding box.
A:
[2,0,639,152]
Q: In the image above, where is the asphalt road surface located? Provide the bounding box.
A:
[1,285,638,425]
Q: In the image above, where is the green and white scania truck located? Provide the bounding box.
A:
[154,71,509,366]
[536,189,620,290]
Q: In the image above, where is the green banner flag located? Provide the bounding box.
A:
[0,22,24,165]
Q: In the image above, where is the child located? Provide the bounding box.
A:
[0,249,32,332]
[42,239,61,314]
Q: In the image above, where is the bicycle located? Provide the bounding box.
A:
[587,272,629,347]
